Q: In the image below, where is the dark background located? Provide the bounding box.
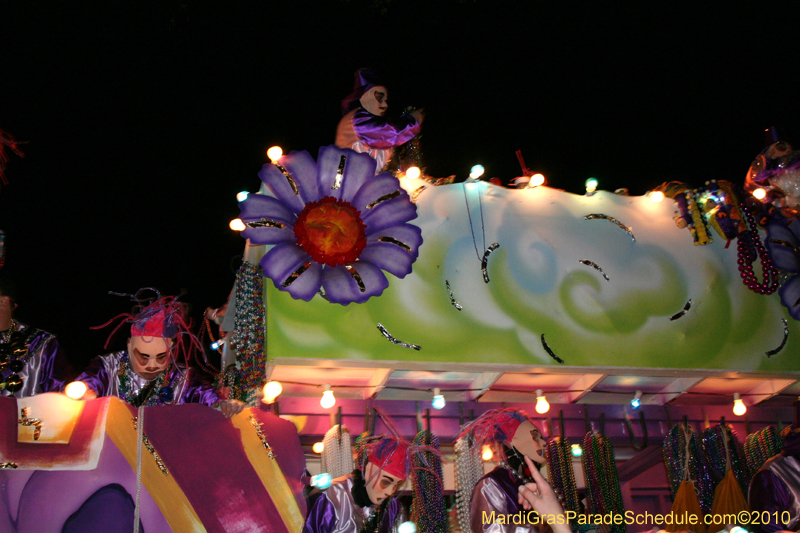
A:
[1,1,799,374]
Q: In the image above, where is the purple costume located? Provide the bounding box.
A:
[335,108,420,173]
[304,474,402,533]
[470,467,533,533]
[749,429,800,533]
[0,321,66,398]
[77,350,219,407]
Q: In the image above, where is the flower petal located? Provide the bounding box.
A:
[360,224,423,278]
[316,146,377,201]
[258,150,319,213]
[281,261,323,301]
[778,275,800,321]
[349,174,405,212]
[240,194,296,245]
[322,262,389,305]
[361,195,418,234]
[259,242,318,294]
[766,221,800,273]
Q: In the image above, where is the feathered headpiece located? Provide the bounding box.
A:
[93,288,202,369]
[457,408,529,446]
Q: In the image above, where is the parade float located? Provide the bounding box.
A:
[2,129,800,531]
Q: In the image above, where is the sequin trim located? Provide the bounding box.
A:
[377,236,411,252]
[274,162,299,196]
[345,264,366,292]
[331,155,346,190]
[282,262,312,288]
[365,190,402,210]
[247,218,286,229]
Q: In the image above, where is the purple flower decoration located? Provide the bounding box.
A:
[238,146,422,305]
[765,220,800,320]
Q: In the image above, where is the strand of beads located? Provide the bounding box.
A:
[410,430,446,533]
[744,426,782,477]
[662,423,715,513]
[581,432,626,533]
[454,435,482,533]
[701,424,751,499]
[228,262,266,403]
[321,425,354,479]
[737,201,780,294]
[545,436,580,514]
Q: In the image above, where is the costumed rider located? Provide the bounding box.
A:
[0,271,67,397]
[459,408,569,533]
[75,293,245,418]
[335,69,424,174]
[304,436,425,533]
[744,126,800,219]
[748,400,800,533]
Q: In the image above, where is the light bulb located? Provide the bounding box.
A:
[649,191,665,203]
[585,178,598,193]
[267,146,283,162]
[535,389,550,414]
[210,341,220,350]
[631,390,642,410]
[406,166,421,180]
[312,442,325,454]
[398,522,418,533]
[529,173,545,187]
[481,445,493,461]
[262,381,282,404]
[733,393,747,416]
[320,384,336,409]
[470,165,485,179]
[65,381,88,400]
[237,191,249,202]
[571,444,583,457]
[229,218,246,231]
[753,188,767,200]
[311,473,332,489]
[432,387,445,410]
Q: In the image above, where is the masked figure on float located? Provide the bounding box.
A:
[75,291,244,417]
[459,408,569,533]
[335,69,424,174]
[304,435,439,533]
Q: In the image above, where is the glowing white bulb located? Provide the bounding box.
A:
[406,166,421,180]
[432,387,445,410]
[733,393,747,416]
[529,173,545,187]
[481,445,493,461]
[585,178,598,193]
[65,381,88,400]
[237,191,249,202]
[535,389,550,414]
[267,146,283,162]
[470,165,485,179]
[649,191,665,203]
[753,188,767,200]
[210,341,220,350]
[320,384,336,409]
[262,381,282,404]
[312,442,325,454]
[311,472,332,489]
[229,218,246,231]
[571,444,583,457]
[399,522,418,533]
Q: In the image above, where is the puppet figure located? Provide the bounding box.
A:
[304,436,419,533]
[75,292,244,417]
[335,69,424,174]
[459,408,569,533]
[745,127,800,219]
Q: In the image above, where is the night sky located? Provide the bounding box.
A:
[2,1,799,374]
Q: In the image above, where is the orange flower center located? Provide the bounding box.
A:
[294,197,367,267]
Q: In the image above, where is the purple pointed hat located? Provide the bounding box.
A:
[341,69,384,114]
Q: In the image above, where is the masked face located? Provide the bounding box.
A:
[359,86,388,116]
[363,461,404,505]
[127,336,172,380]
[509,419,547,464]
